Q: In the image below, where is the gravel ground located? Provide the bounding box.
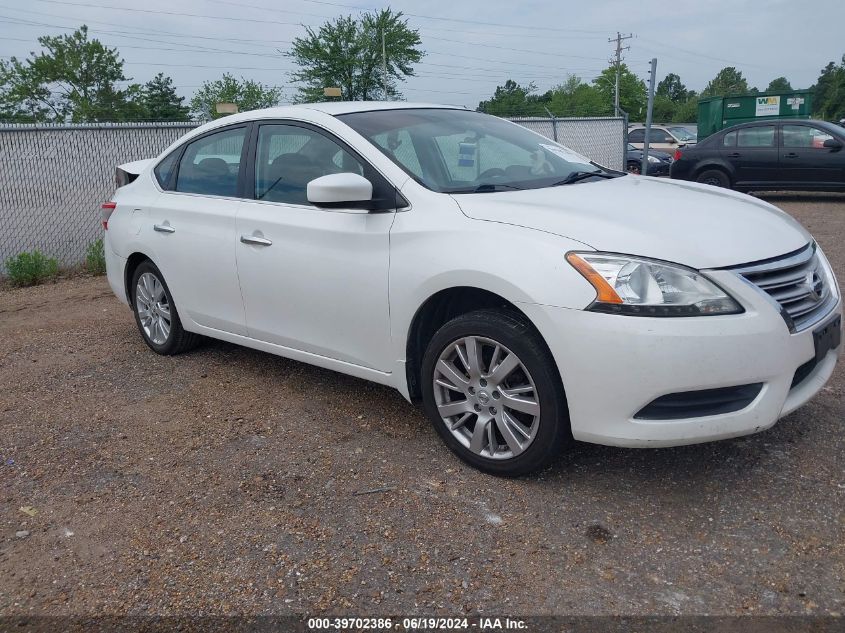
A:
[1,193,843,618]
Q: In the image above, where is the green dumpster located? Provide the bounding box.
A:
[697,90,813,139]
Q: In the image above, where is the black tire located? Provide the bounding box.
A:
[130,260,201,355]
[627,161,641,175]
[695,169,731,188]
[421,309,570,476]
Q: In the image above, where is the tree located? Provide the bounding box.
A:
[813,57,845,120]
[702,67,749,97]
[671,96,699,123]
[766,76,792,92]
[656,73,688,102]
[143,73,189,121]
[189,73,283,120]
[547,75,608,117]
[0,25,143,122]
[478,80,542,116]
[593,63,647,119]
[288,8,423,102]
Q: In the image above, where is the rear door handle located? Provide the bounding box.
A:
[240,234,273,246]
[727,152,741,158]
[784,152,799,158]
[153,223,175,233]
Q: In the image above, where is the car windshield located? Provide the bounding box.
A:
[338,108,613,193]
[669,127,696,141]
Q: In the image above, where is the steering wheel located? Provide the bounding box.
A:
[477,167,506,180]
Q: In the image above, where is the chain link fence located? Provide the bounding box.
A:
[0,122,200,274]
[509,116,626,171]
[0,116,625,274]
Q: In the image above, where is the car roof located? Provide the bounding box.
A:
[718,119,842,133]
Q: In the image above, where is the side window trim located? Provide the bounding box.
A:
[166,123,251,198]
[245,119,398,207]
[154,146,186,191]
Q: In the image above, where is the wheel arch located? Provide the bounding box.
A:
[124,251,155,304]
[404,286,541,401]
[691,161,735,183]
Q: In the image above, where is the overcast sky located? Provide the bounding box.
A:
[2,0,844,109]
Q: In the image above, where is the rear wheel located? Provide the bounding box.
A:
[696,169,731,188]
[421,309,570,476]
[626,161,641,175]
[131,261,200,355]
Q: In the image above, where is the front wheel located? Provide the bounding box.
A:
[421,309,570,476]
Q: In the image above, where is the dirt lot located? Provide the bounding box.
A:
[1,193,844,618]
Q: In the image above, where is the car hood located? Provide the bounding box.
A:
[451,175,811,269]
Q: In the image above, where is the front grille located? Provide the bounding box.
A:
[731,244,835,332]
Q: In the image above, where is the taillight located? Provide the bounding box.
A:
[673,149,682,161]
[101,201,116,229]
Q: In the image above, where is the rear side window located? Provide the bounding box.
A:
[175,127,247,197]
[154,150,179,189]
[738,126,775,147]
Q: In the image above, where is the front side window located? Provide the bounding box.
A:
[339,108,606,193]
[649,129,673,144]
[783,125,833,149]
[255,124,365,205]
[175,126,246,196]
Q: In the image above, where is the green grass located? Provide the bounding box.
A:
[86,238,106,275]
[4,250,59,287]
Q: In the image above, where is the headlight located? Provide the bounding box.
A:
[647,155,661,163]
[566,252,743,316]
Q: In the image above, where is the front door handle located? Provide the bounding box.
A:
[153,223,175,233]
[240,234,273,246]
[727,152,741,158]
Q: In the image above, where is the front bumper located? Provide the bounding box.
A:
[518,270,841,447]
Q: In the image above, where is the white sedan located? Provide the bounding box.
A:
[103,102,841,476]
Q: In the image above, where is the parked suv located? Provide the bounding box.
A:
[628,125,697,151]
[670,119,845,191]
[103,103,841,476]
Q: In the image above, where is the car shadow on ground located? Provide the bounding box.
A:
[197,337,814,491]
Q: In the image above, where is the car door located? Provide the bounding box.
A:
[149,124,249,335]
[645,128,676,152]
[627,128,645,149]
[235,121,395,371]
[780,123,845,186]
[719,125,779,186]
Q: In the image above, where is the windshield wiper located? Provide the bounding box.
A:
[551,170,617,186]
[450,183,525,193]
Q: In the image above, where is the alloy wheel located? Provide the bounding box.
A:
[432,336,541,460]
[135,272,171,345]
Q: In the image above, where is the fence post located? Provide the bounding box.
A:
[543,107,558,142]
[620,108,629,172]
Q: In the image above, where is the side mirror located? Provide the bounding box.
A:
[307,173,373,210]
[823,138,843,150]
[666,138,677,145]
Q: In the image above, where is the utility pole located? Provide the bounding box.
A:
[642,57,658,176]
[382,30,388,101]
[608,32,632,117]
